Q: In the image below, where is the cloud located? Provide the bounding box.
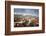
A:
[14,8,39,17]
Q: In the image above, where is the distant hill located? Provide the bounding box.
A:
[14,14,39,18]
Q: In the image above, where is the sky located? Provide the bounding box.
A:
[14,8,39,17]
